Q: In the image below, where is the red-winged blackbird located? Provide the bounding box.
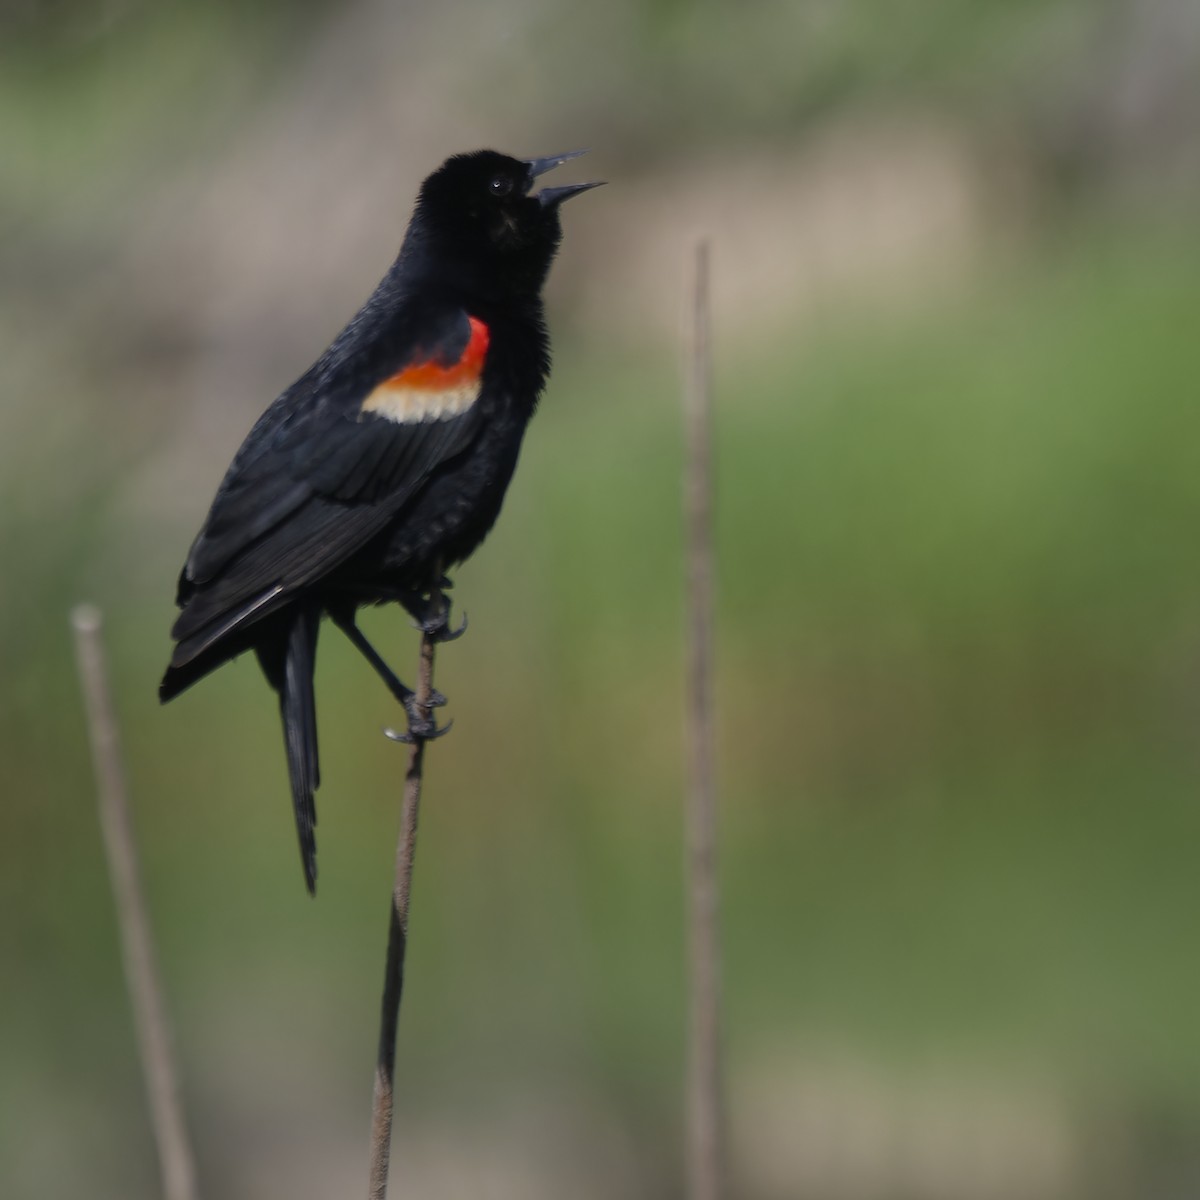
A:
[161,149,602,893]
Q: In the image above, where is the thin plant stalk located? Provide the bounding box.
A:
[367,587,443,1200]
[71,604,200,1200]
[683,242,726,1200]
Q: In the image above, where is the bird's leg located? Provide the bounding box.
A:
[329,610,451,741]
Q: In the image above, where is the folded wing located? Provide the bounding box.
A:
[168,307,490,668]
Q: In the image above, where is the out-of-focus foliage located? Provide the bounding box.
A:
[3,1,1200,1198]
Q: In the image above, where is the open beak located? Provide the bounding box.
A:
[524,149,606,208]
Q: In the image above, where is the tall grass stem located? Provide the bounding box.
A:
[71,604,200,1200]
[367,588,443,1199]
[683,242,726,1200]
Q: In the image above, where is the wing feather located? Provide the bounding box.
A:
[171,306,488,662]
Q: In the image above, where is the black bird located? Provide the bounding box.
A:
[160,149,602,893]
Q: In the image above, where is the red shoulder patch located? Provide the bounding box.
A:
[361,317,490,424]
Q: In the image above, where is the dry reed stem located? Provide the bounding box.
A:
[683,242,726,1200]
[367,588,442,1200]
[71,604,200,1200]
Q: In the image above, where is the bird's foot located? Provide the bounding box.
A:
[425,607,468,643]
[409,592,468,643]
[384,691,453,744]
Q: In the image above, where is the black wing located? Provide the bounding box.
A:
[168,306,487,667]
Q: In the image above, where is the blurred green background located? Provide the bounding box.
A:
[4,1,1200,1196]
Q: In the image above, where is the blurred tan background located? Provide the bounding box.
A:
[4,1,1200,1197]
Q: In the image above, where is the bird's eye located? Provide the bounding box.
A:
[489,175,513,197]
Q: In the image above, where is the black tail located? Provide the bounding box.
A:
[256,605,322,893]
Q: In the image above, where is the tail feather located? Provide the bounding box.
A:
[257,606,322,893]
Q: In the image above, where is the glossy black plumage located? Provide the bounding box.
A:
[160,149,601,892]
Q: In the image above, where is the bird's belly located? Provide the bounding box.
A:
[337,420,523,598]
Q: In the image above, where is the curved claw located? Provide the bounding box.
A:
[385,690,456,743]
[435,610,468,643]
[383,717,454,745]
[414,607,467,642]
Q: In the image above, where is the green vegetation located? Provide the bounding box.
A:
[3,1,1199,1195]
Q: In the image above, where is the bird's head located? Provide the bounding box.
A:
[405,148,603,298]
